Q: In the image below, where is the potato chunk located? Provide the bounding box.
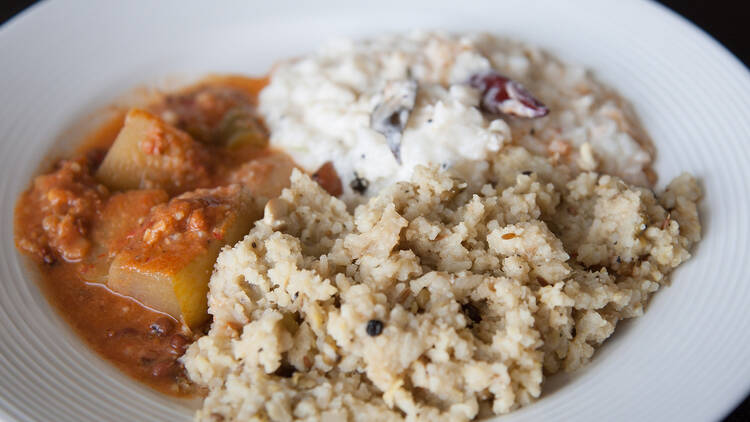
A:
[107,185,260,328]
[79,189,169,284]
[96,109,211,194]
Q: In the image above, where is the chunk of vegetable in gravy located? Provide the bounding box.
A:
[107,185,261,329]
[80,189,169,284]
[157,82,267,147]
[226,151,297,199]
[96,109,210,194]
[218,106,269,148]
[13,75,311,395]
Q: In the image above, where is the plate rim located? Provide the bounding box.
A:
[1,1,749,421]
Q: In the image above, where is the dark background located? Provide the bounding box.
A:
[1,0,748,420]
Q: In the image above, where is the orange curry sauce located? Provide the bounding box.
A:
[13,76,307,395]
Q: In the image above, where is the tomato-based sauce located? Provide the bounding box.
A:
[12,76,335,395]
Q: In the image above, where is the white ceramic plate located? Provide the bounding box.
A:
[1,0,749,421]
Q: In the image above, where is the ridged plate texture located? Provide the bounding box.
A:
[1,1,748,421]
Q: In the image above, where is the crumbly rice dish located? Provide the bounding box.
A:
[182,32,702,421]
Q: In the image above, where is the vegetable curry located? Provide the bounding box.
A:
[13,76,339,395]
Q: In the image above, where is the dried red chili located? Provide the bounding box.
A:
[469,71,549,118]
